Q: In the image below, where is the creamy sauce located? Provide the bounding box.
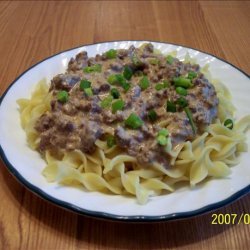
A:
[35,43,218,168]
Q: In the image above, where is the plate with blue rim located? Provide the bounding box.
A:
[0,40,249,222]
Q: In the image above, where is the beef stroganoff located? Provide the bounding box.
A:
[17,43,250,204]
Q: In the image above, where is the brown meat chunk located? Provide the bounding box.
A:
[50,74,80,91]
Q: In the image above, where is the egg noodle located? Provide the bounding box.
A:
[17,54,250,204]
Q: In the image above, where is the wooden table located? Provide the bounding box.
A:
[0,1,249,249]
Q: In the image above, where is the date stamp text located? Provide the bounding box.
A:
[211,213,250,225]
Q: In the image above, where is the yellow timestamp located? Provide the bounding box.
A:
[211,213,250,225]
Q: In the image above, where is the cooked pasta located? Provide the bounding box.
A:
[17,45,250,204]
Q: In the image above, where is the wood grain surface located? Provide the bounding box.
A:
[0,1,249,249]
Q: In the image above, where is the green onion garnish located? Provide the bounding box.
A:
[83,64,102,73]
[156,129,169,146]
[176,97,188,108]
[107,74,118,85]
[166,55,174,65]
[158,128,169,137]
[112,99,125,113]
[122,82,131,92]
[107,74,127,87]
[57,90,69,103]
[155,83,164,91]
[155,80,169,90]
[163,80,169,88]
[224,119,234,130]
[166,101,176,113]
[157,135,168,146]
[123,66,133,80]
[125,113,143,129]
[116,74,126,85]
[184,107,196,134]
[132,54,143,67]
[164,138,172,153]
[176,86,187,96]
[107,135,116,148]
[139,76,150,90]
[108,73,131,91]
[148,109,158,122]
[80,79,91,90]
[105,49,117,59]
[188,71,197,79]
[110,88,120,99]
[173,77,192,88]
[100,96,113,108]
[84,88,93,96]
[149,58,159,65]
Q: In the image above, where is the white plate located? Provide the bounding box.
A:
[0,41,249,222]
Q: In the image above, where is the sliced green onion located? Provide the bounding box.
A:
[132,54,143,67]
[148,109,158,122]
[107,74,126,86]
[122,82,131,92]
[157,135,168,146]
[107,74,118,85]
[83,64,102,73]
[100,96,113,108]
[155,83,164,91]
[224,119,234,130]
[166,101,176,113]
[158,128,169,137]
[105,49,117,59]
[155,80,169,91]
[125,113,143,129]
[110,88,120,99]
[80,79,91,90]
[184,107,196,134]
[188,71,197,79]
[176,97,188,108]
[176,86,187,96]
[84,88,93,96]
[157,129,169,146]
[173,77,192,88]
[107,135,116,148]
[166,55,174,65]
[164,138,172,153]
[139,76,150,90]
[149,58,159,65]
[163,80,169,88]
[116,74,126,85]
[57,90,69,103]
[123,66,133,80]
[112,99,125,113]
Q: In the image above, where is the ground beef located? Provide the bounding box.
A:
[35,43,218,168]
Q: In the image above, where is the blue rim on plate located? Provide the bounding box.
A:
[0,40,249,222]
